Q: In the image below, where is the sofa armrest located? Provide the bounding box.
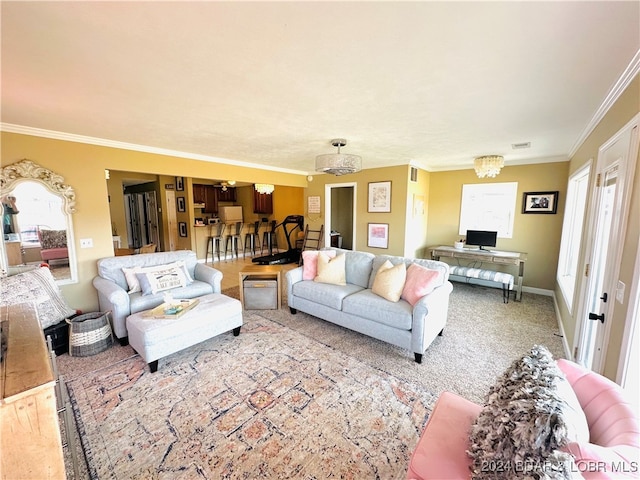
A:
[194,263,222,293]
[92,276,130,339]
[411,281,453,351]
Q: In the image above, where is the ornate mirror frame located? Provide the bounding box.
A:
[1,159,78,283]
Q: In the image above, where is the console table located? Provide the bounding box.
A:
[429,246,527,301]
[1,303,67,479]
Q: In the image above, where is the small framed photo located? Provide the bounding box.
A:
[177,196,186,212]
[368,181,392,213]
[522,191,559,214]
[178,221,188,237]
[367,223,389,249]
[175,176,184,191]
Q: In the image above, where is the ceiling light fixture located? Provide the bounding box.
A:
[255,183,274,195]
[315,138,362,176]
[474,155,504,178]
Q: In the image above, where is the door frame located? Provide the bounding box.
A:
[324,182,357,249]
[574,113,639,372]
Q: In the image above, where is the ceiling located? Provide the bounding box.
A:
[2,1,639,176]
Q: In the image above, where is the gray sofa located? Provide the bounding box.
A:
[92,250,222,343]
[286,248,453,363]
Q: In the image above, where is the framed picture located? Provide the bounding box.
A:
[175,176,184,191]
[367,223,389,249]
[522,191,559,214]
[368,181,391,213]
[177,196,186,212]
[178,221,188,237]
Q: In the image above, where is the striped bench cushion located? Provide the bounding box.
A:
[449,266,514,289]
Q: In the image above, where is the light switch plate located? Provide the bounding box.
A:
[80,238,93,248]
[616,280,625,303]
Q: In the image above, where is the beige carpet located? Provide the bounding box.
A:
[57,282,565,479]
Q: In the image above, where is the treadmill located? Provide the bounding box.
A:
[252,215,304,265]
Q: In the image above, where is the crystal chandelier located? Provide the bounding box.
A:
[474,155,504,178]
[315,138,362,176]
[254,183,274,195]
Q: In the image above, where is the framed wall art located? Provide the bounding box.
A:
[368,181,391,213]
[177,196,186,212]
[367,223,389,249]
[522,191,559,214]
[178,221,188,237]
[175,176,184,191]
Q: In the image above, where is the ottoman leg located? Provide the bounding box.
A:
[149,360,159,373]
[233,326,241,336]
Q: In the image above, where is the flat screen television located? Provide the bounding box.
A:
[465,230,497,250]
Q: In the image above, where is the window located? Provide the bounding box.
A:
[557,162,591,312]
[459,182,518,238]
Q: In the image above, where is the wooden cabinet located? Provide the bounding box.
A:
[193,184,206,205]
[217,187,237,202]
[1,303,66,479]
[253,189,273,214]
[203,185,218,214]
[5,241,22,266]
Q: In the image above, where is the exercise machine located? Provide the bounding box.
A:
[252,215,304,265]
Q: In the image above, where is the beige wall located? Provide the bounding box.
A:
[427,162,569,290]
[1,132,307,313]
[556,75,640,380]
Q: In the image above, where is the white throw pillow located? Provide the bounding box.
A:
[372,260,407,302]
[314,252,346,286]
[124,262,190,295]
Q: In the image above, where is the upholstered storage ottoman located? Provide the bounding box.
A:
[126,293,242,372]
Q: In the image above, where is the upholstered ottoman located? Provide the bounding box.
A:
[126,293,242,372]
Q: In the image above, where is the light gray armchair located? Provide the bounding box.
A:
[92,250,222,344]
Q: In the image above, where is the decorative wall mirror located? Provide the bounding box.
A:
[0,159,78,284]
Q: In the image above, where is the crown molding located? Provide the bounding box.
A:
[569,49,640,159]
[0,123,308,176]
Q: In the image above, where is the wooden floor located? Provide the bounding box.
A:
[205,252,298,291]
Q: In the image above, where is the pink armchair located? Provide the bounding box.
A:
[407,359,639,479]
[39,228,69,263]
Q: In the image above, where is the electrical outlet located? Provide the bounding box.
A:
[80,238,93,248]
[616,280,625,303]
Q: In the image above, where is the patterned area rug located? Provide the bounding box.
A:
[67,312,435,479]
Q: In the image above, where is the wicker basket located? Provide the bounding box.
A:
[67,311,113,357]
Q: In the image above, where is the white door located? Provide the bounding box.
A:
[576,119,638,372]
[165,190,178,252]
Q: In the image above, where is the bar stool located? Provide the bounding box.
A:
[224,222,243,260]
[206,223,225,263]
[261,220,279,255]
[243,220,262,257]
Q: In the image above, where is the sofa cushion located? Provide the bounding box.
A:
[292,280,363,311]
[129,280,215,315]
[342,289,413,330]
[0,266,75,329]
[468,345,588,479]
[315,252,346,286]
[324,248,375,288]
[302,250,336,280]
[401,262,441,306]
[372,260,406,302]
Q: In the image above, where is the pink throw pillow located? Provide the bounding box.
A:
[401,263,441,306]
[301,250,336,280]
